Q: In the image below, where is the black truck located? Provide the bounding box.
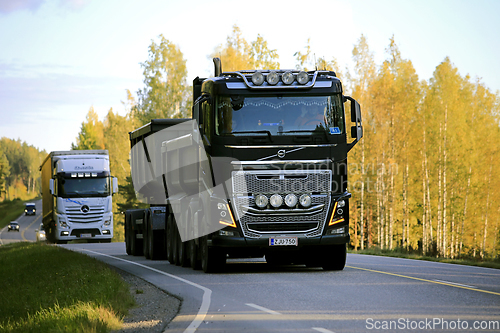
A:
[124,58,363,272]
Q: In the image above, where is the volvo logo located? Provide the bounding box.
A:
[81,205,90,214]
[277,150,286,159]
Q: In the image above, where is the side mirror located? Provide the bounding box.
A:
[49,179,55,195]
[344,96,363,152]
[112,177,118,194]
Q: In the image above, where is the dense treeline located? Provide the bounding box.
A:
[72,25,500,259]
[0,138,46,201]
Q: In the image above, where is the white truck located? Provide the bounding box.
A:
[39,150,118,243]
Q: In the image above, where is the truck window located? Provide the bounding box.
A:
[215,95,344,136]
[57,176,111,198]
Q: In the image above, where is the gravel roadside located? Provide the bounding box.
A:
[112,269,181,333]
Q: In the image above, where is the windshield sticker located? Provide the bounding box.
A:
[329,127,341,134]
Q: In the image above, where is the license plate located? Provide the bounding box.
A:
[80,233,92,238]
[269,237,298,246]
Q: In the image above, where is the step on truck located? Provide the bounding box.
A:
[40,150,118,244]
[125,58,363,272]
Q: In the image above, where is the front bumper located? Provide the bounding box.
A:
[210,232,349,249]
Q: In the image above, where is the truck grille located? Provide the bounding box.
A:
[231,170,331,238]
[66,205,105,223]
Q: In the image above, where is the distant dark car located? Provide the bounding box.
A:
[35,223,46,241]
[8,221,20,232]
[25,203,36,216]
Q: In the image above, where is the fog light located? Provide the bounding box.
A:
[299,194,312,208]
[102,230,110,235]
[252,72,265,85]
[61,231,69,236]
[269,194,283,208]
[267,71,279,85]
[219,230,236,237]
[297,71,309,84]
[284,194,297,207]
[282,71,294,85]
[254,194,268,208]
[327,226,345,235]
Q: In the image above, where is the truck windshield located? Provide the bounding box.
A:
[58,177,111,198]
[215,95,344,136]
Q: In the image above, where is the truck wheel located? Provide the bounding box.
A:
[200,235,226,273]
[189,239,201,270]
[143,215,151,259]
[171,223,179,265]
[177,233,189,267]
[166,215,174,263]
[125,214,132,255]
[321,244,346,271]
[131,230,143,256]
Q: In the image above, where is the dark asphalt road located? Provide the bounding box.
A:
[65,242,500,333]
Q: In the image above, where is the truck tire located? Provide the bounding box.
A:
[171,222,179,265]
[200,235,226,273]
[189,239,201,270]
[321,244,346,271]
[131,229,143,256]
[125,213,132,255]
[166,214,174,263]
[143,214,151,259]
[177,234,189,267]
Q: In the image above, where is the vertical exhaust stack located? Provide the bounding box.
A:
[213,57,222,76]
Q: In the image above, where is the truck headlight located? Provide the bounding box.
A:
[252,72,265,86]
[282,71,294,85]
[267,71,279,85]
[254,194,268,208]
[297,71,309,84]
[269,194,283,208]
[284,194,297,207]
[299,194,312,208]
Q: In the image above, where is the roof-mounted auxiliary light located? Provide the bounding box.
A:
[252,72,265,85]
[282,71,295,85]
[267,71,279,85]
[297,71,309,84]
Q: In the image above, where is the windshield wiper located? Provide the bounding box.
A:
[231,130,273,142]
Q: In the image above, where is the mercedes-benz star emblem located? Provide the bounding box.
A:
[81,205,90,214]
[277,150,286,159]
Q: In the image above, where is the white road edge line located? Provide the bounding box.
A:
[433,279,477,289]
[245,303,281,315]
[82,249,211,333]
[312,327,335,333]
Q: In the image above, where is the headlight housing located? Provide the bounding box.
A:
[254,194,268,208]
[284,194,297,207]
[297,71,309,84]
[252,72,265,85]
[269,194,283,208]
[267,71,279,85]
[282,71,294,85]
[299,194,312,208]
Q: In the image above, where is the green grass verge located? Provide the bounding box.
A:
[0,199,28,229]
[349,247,500,270]
[0,242,135,332]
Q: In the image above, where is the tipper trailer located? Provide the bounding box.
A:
[125,59,363,272]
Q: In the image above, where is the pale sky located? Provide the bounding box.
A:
[1,0,499,153]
